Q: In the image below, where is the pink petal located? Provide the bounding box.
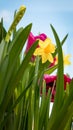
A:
[44,74,57,83]
[25,32,36,53]
[35,33,47,41]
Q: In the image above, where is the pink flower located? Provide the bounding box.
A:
[43,74,56,102]
[64,74,71,89]
[25,32,47,53]
[25,32,47,62]
[40,74,71,102]
[35,33,47,41]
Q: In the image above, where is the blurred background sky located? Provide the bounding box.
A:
[0,0,73,77]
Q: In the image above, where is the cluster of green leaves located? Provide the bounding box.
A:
[0,6,73,130]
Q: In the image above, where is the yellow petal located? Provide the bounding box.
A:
[34,48,43,56]
[47,53,53,63]
[44,38,52,45]
[42,54,48,63]
[42,38,52,48]
[64,54,71,65]
[38,40,44,48]
[49,43,56,53]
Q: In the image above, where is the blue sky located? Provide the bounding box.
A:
[0,0,73,77]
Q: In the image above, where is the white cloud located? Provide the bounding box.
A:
[0,10,13,24]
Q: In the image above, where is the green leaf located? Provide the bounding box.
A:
[0,56,9,104]
[47,24,64,130]
[50,24,64,108]
[0,24,32,105]
[0,18,7,43]
[39,81,50,130]
[33,57,40,130]
[8,27,23,53]
[44,90,51,130]
[0,40,38,123]
[53,33,68,57]
[28,87,33,130]
[0,40,6,64]
[49,79,73,130]
[44,65,57,75]
[61,34,68,46]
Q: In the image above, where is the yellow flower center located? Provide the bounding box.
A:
[44,45,50,54]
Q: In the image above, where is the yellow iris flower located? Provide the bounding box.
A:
[55,53,71,65]
[34,38,56,63]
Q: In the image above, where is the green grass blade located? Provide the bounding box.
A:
[0,40,6,63]
[44,90,51,130]
[61,34,68,45]
[53,33,68,57]
[0,24,32,107]
[33,57,40,130]
[0,56,9,104]
[47,24,64,130]
[8,27,23,53]
[44,65,57,74]
[0,40,38,122]
[50,24,64,109]
[49,79,73,130]
[39,81,51,130]
[0,18,7,43]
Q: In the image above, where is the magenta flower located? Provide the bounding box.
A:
[25,32,47,53]
[43,74,56,102]
[25,32,47,62]
[64,74,71,89]
[35,33,47,41]
[40,74,71,102]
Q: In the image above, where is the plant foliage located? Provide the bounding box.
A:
[0,5,73,130]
